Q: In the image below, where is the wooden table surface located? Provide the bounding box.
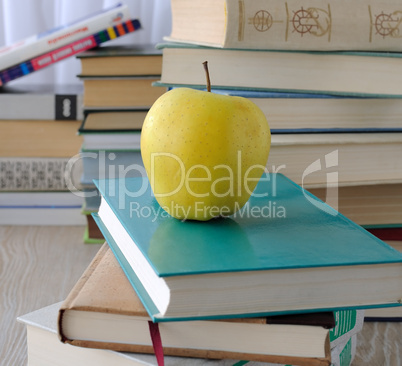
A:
[1,225,401,366]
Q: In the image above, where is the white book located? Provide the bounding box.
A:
[0,206,86,226]
[0,189,85,226]
[0,191,83,207]
[0,84,83,120]
[0,3,130,71]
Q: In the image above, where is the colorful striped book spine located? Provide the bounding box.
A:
[0,19,141,86]
[0,3,130,70]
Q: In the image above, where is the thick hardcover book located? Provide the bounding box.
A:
[19,303,355,366]
[0,120,82,158]
[157,43,402,97]
[79,110,148,132]
[93,173,402,322]
[157,87,402,133]
[58,243,333,365]
[166,0,402,52]
[0,84,83,120]
[78,110,146,150]
[77,44,162,76]
[308,184,402,227]
[79,75,165,109]
[0,157,81,191]
[364,241,402,321]
[0,19,142,85]
[0,3,130,73]
[268,133,402,187]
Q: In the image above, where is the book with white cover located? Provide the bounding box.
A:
[0,84,83,120]
[0,3,130,71]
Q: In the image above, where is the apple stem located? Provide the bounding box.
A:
[203,61,211,92]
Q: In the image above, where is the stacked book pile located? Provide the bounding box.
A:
[15,0,402,365]
[19,172,402,366]
[155,0,402,318]
[75,44,164,243]
[156,0,402,229]
[0,3,141,226]
[0,82,85,225]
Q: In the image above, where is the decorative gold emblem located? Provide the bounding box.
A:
[286,4,332,40]
[252,10,274,32]
[370,8,402,39]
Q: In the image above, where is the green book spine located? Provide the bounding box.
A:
[338,337,354,366]
[329,310,364,348]
[82,226,104,245]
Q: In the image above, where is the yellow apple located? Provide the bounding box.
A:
[141,68,271,221]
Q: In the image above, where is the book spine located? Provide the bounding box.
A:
[367,227,402,241]
[224,0,402,51]
[0,19,141,87]
[0,93,83,120]
[329,310,364,348]
[58,243,109,342]
[0,3,130,71]
[251,335,357,366]
[0,157,72,191]
[331,335,357,366]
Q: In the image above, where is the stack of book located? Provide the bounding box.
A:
[58,243,365,358]
[154,0,402,320]
[21,172,402,366]
[0,3,142,226]
[15,1,402,364]
[75,45,164,242]
[155,0,402,230]
[0,83,85,225]
[20,303,360,366]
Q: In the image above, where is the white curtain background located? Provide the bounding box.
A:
[0,0,172,86]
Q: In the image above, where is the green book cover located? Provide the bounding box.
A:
[329,310,363,348]
[337,337,354,366]
[93,173,402,322]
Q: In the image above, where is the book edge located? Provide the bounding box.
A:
[58,243,109,343]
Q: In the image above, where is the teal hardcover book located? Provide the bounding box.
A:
[93,173,402,322]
